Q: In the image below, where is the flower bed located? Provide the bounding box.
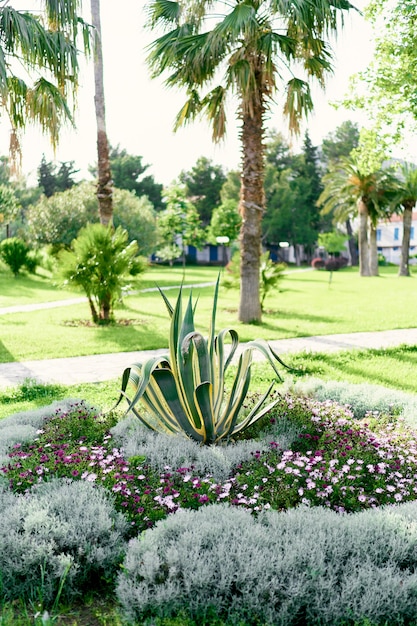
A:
[1,385,417,624]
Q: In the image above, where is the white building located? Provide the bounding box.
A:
[376,211,417,265]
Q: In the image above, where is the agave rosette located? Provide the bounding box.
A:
[117,278,289,444]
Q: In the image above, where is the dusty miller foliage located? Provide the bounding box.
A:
[117,501,417,626]
[0,478,128,606]
[285,378,417,424]
[110,413,300,482]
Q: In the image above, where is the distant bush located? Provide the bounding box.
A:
[324,256,348,271]
[0,237,29,275]
[311,257,325,269]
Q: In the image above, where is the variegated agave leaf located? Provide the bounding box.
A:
[116,276,291,444]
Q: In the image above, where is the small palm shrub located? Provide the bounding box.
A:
[222,250,285,309]
[116,278,290,444]
[259,251,286,311]
[0,237,29,276]
[59,223,143,324]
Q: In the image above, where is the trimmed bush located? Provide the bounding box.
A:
[311,257,325,269]
[0,478,128,606]
[117,502,417,626]
[324,256,348,271]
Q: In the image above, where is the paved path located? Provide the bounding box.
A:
[1,327,417,390]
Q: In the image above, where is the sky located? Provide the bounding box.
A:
[1,0,376,187]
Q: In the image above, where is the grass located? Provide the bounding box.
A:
[1,265,417,363]
[0,264,219,308]
[1,343,417,421]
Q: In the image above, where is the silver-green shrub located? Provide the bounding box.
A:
[111,414,299,482]
[0,478,128,606]
[117,502,417,625]
[286,377,417,424]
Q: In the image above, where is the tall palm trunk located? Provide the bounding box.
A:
[345,218,358,266]
[369,222,379,276]
[238,97,264,324]
[399,202,413,276]
[91,0,113,226]
[357,198,370,276]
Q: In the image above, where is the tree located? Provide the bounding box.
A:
[389,164,417,277]
[318,231,348,256]
[91,0,113,226]
[207,199,242,260]
[263,132,323,264]
[147,0,353,322]
[179,157,226,225]
[220,170,240,204]
[28,182,158,255]
[345,1,417,146]
[109,146,164,211]
[38,155,78,197]
[321,121,360,164]
[0,1,93,166]
[89,146,165,211]
[0,185,20,238]
[318,154,395,277]
[156,184,205,268]
[321,121,360,265]
[293,132,324,259]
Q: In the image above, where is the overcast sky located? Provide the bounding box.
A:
[1,0,376,186]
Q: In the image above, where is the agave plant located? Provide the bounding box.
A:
[116,278,290,444]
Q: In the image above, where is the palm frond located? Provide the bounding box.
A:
[27,78,73,148]
[283,77,313,134]
[201,86,227,141]
[146,0,181,28]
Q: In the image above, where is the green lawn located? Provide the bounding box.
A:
[1,343,417,420]
[1,264,416,363]
[0,264,219,308]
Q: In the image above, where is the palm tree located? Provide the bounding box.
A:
[390,164,417,277]
[90,0,113,226]
[0,1,93,168]
[146,0,353,322]
[318,156,395,276]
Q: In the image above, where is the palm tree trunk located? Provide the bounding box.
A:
[345,218,358,266]
[369,222,379,276]
[91,0,113,226]
[238,101,264,323]
[399,203,412,276]
[358,198,370,276]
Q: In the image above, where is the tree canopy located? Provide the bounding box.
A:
[146,0,354,322]
[0,0,93,164]
[179,157,226,225]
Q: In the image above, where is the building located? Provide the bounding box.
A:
[376,211,417,265]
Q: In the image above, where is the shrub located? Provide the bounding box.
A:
[311,257,325,269]
[27,183,158,255]
[222,250,285,309]
[0,479,127,606]
[0,237,29,276]
[117,502,417,626]
[117,278,290,444]
[324,256,348,271]
[58,223,142,324]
